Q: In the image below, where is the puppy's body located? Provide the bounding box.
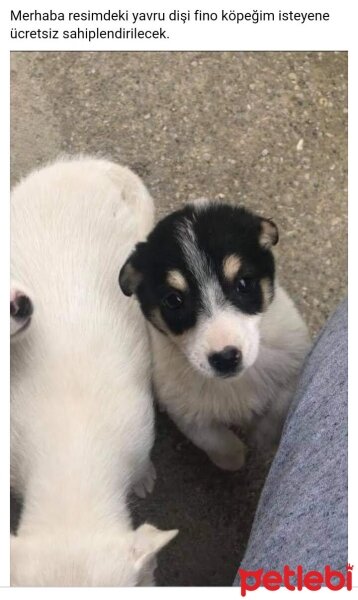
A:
[11,158,176,586]
[120,201,310,470]
[150,285,309,468]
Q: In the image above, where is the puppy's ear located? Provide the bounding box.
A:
[119,244,145,297]
[259,218,279,249]
[132,524,178,573]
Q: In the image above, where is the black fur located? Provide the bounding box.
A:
[119,203,278,336]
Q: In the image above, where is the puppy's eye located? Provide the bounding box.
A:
[236,278,257,294]
[161,291,184,310]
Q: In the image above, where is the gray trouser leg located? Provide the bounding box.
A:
[235,299,348,583]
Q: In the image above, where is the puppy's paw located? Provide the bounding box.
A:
[209,438,247,472]
[133,460,157,498]
[10,289,33,337]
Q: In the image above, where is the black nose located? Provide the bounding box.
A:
[10,294,33,320]
[208,346,242,376]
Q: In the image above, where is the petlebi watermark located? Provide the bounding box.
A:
[238,564,353,595]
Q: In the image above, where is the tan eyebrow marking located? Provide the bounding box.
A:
[223,254,241,282]
[166,270,188,291]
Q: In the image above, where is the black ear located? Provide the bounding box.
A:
[259,218,279,249]
[119,246,144,297]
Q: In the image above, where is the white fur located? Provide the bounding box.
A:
[178,307,262,377]
[10,158,177,586]
[150,284,310,470]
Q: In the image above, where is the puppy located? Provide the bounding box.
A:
[11,158,177,586]
[119,200,310,471]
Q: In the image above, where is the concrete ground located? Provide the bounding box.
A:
[10,52,347,585]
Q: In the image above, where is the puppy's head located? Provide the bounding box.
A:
[119,201,278,379]
[11,525,178,587]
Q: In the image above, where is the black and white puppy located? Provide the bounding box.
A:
[119,200,310,470]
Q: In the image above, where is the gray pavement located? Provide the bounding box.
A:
[10,51,347,586]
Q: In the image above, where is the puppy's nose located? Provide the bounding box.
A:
[208,346,242,376]
[10,294,33,320]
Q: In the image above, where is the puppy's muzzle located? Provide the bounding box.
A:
[208,345,242,377]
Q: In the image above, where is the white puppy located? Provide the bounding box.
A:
[11,158,177,586]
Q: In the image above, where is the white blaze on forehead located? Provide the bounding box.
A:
[223,254,241,282]
[176,217,224,314]
[167,270,188,291]
[176,217,210,286]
